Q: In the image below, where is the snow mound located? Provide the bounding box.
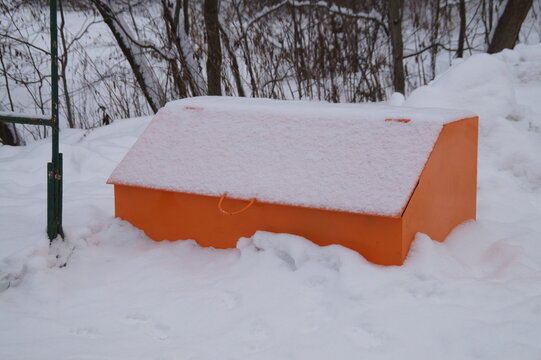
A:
[405,46,541,191]
[109,97,473,216]
[405,53,517,119]
[4,221,540,359]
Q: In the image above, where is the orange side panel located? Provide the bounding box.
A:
[114,185,403,265]
[401,117,478,261]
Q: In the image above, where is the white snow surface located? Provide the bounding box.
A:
[1,44,541,359]
[109,97,473,216]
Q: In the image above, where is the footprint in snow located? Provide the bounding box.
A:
[125,312,149,324]
[70,326,99,338]
[216,290,242,310]
[248,319,272,340]
[346,325,384,348]
[151,323,171,341]
[240,320,273,354]
[124,312,170,341]
[302,274,330,290]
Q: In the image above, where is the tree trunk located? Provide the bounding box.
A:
[0,123,16,146]
[387,0,405,94]
[457,0,466,58]
[204,0,222,96]
[430,0,441,77]
[91,0,164,113]
[488,0,533,54]
[59,0,75,128]
[219,24,245,97]
[161,0,206,97]
[183,0,190,34]
[0,47,19,146]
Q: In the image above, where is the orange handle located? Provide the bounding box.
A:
[218,193,256,215]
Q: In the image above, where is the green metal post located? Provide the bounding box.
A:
[58,153,63,239]
[47,162,55,240]
[51,0,59,165]
[48,0,64,241]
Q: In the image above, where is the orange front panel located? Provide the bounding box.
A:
[114,185,403,265]
[402,117,478,259]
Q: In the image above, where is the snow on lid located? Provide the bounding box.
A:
[108,96,474,216]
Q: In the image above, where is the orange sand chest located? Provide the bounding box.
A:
[109,97,478,265]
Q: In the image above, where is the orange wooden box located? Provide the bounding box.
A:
[108,98,478,266]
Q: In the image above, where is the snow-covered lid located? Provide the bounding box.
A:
[108,96,474,216]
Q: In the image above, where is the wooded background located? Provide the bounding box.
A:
[1,0,539,145]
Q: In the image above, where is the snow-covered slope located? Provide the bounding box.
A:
[1,45,541,359]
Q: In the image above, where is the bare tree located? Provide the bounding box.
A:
[219,23,245,97]
[0,123,16,146]
[90,0,166,113]
[161,0,207,97]
[457,0,466,58]
[387,0,405,94]
[58,0,75,128]
[488,0,533,54]
[204,0,223,95]
[0,44,19,146]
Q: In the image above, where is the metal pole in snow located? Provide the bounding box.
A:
[47,0,64,241]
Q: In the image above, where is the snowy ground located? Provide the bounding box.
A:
[1,45,541,359]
